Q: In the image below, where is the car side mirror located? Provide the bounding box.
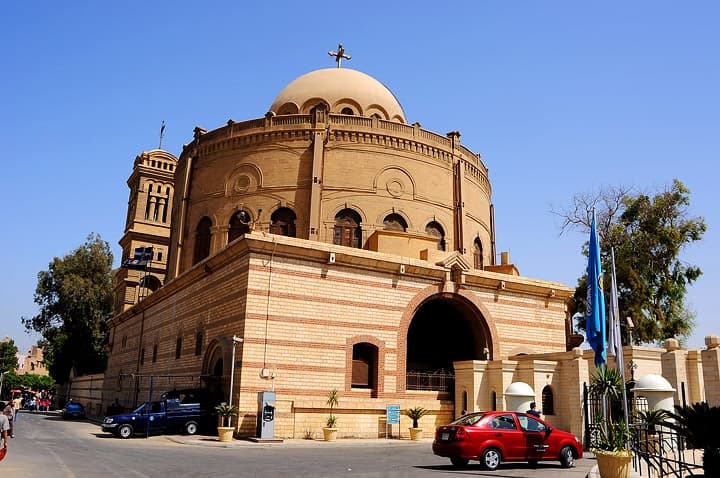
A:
[545,426,553,438]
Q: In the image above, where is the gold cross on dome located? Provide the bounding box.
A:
[328,43,351,68]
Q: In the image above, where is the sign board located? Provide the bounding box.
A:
[386,404,401,425]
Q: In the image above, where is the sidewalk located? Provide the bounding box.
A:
[164,433,604,477]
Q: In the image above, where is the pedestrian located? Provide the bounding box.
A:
[12,396,21,420]
[2,401,14,438]
[0,402,9,452]
[526,401,541,418]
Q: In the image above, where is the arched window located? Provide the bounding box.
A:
[228,210,251,243]
[340,107,354,115]
[352,342,378,390]
[542,385,554,415]
[425,221,446,251]
[473,238,484,269]
[334,209,362,248]
[383,213,407,231]
[139,275,162,299]
[175,336,182,359]
[269,207,296,237]
[193,217,212,264]
[195,330,203,356]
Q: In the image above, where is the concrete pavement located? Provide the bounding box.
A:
[163,433,603,477]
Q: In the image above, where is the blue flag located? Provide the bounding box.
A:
[585,215,606,367]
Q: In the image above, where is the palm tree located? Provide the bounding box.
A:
[664,402,720,475]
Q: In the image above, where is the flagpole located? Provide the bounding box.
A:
[610,247,630,429]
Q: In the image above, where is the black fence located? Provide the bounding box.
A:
[631,424,704,477]
[584,382,704,477]
[406,369,454,394]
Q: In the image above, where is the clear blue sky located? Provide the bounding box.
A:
[2,2,717,355]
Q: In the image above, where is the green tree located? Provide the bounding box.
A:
[555,179,705,344]
[22,233,114,381]
[0,340,19,375]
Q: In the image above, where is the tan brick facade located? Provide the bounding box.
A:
[100,65,719,442]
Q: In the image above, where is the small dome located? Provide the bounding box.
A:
[270,68,406,122]
[632,374,675,392]
[505,382,535,397]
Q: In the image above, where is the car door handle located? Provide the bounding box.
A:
[495,433,502,437]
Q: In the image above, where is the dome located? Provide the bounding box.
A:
[505,382,535,397]
[269,68,407,122]
[632,374,675,393]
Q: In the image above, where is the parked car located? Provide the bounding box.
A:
[102,397,214,438]
[432,411,583,470]
[62,402,86,419]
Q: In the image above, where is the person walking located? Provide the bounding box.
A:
[2,402,14,438]
[0,402,9,452]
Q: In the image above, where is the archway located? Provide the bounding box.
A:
[405,295,490,391]
[201,340,227,402]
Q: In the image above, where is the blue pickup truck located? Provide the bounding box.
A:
[102,396,214,438]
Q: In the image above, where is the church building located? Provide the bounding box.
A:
[103,48,613,439]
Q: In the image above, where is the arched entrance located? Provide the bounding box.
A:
[201,340,227,401]
[406,295,491,391]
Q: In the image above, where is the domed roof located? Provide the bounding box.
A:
[505,382,535,397]
[632,374,675,392]
[269,68,406,122]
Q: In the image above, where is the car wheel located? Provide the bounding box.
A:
[559,446,575,468]
[184,421,198,435]
[450,458,469,468]
[481,447,501,471]
[118,424,134,439]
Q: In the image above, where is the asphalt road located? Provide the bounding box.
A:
[2,410,596,477]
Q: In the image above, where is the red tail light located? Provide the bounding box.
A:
[454,426,467,440]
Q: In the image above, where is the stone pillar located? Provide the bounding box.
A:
[661,338,688,406]
[701,335,720,406]
[559,348,588,440]
[487,360,518,412]
[686,349,705,404]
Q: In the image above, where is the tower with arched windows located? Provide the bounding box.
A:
[114,149,177,313]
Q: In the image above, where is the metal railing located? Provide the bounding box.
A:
[631,424,704,477]
[406,369,454,393]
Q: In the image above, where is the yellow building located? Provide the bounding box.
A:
[102,53,720,440]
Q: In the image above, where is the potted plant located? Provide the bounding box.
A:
[664,401,720,477]
[323,388,339,441]
[404,406,430,440]
[590,366,633,478]
[215,404,239,442]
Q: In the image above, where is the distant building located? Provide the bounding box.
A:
[17,345,49,376]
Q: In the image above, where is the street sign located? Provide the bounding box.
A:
[386,404,400,425]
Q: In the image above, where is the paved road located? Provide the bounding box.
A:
[2,410,597,477]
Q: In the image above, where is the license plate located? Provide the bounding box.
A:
[441,432,450,441]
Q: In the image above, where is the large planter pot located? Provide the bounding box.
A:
[323,427,338,441]
[409,428,423,440]
[217,426,235,442]
[595,450,633,478]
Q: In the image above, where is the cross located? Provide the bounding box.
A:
[328,43,351,68]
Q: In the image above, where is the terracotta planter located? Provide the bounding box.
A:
[217,426,235,442]
[409,428,423,440]
[323,427,338,441]
[595,450,633,478]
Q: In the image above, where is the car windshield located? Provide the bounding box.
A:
[450,412,484,426]
[132,402,150,414]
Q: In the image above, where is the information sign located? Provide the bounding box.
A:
[386,404,401,425]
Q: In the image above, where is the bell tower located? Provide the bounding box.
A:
[114,149,178,313]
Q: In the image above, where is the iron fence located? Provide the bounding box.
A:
[406,369,454,393]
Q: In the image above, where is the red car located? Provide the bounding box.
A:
[432,411,583,470]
